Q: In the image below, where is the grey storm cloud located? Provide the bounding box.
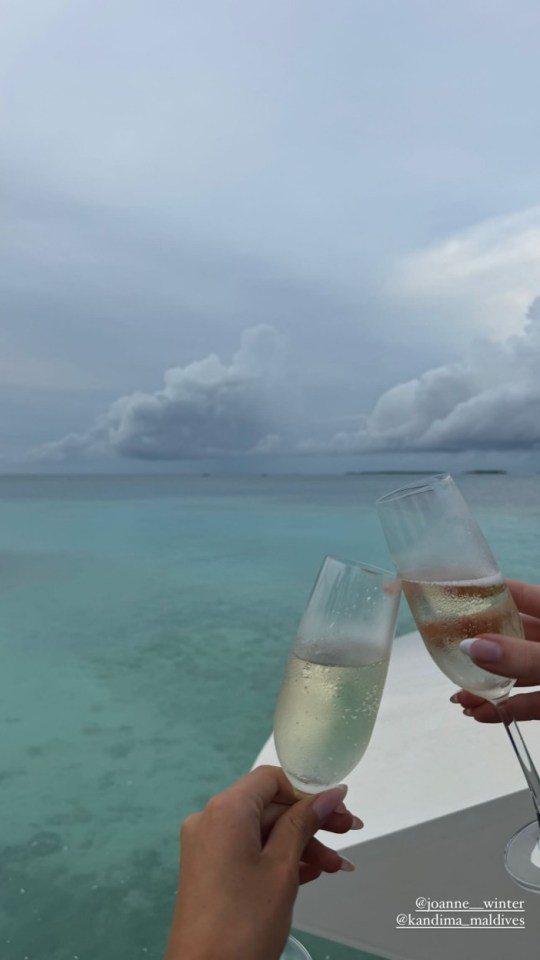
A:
[33,302,540,463]
[33,325,287,461]
[322,299,540,454]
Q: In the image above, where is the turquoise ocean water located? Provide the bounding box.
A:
[1,473,539,960]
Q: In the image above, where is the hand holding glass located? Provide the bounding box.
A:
[274,556,400,795]
[377,474,540,892]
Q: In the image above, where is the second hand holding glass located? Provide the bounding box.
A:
[274,556,400,795]
[377,473,540,892]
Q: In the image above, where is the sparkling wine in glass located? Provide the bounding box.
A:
[274,556,400,795]
[377,473,540,892]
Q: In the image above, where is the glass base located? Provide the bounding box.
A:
[505,820,540,893]
[280,935,313,959]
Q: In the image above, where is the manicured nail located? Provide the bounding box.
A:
[339,856,356,872]
[460,637,502,663]
[450,693,460,703]
[312,784,348,822]
[334,802,363,828]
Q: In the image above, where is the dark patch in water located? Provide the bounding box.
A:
[2,831,63,865]
[27,831,64,857]
[105,742,133,759]
[81,724,103,736]
[47,808,93,827]
[0,769,23,783]
[79,837,95,850]
[107,804,149,825]
[98,771,117,790]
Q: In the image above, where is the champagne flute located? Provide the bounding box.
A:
[376,473,540,892]
[274,556,400,958]
[274,555,400,795]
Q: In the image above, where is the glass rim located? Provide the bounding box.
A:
[285,936,313,960]
[375,472,452,506]
[322,554,396,578]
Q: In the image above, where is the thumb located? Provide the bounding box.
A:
[267,784,348,863]
[461,634,540,685]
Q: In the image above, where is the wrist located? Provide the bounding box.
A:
[166,919,283,960]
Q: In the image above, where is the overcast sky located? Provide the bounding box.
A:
[2,0,540,472]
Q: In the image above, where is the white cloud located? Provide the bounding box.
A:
[397,207,540,339]
[32,325,288,461]
[324,299,540,453]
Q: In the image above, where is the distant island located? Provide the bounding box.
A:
[344,471,438,476]
[344,469,509,477]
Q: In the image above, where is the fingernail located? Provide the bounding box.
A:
[339,856,356,872]
[450,693,460,703]
[312,784,348,822]
[463,708,472,716]
[334,802,363,827]
[459,637,502,663]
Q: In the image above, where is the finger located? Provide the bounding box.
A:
[451,687,540,722]
[507,580,540,620]
[460,634,540,684]
[216,765,297,829]
[260,801,361,841]
[266,785,348,864]
[449,689,500,721]
[299,857,353,884]
[261,802,293,841]
[301,836,343,874]
[501,693,540,722]
[200,766,299,859]
[299,863,322,885]
[451,685,535,704]
[460,692,540,723]
[322,809,364,833]
[450,690,489,708]
[461,701,500,722]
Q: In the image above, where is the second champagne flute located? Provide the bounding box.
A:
[376,473,540,892]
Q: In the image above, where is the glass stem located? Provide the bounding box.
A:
[495,699,540,831]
